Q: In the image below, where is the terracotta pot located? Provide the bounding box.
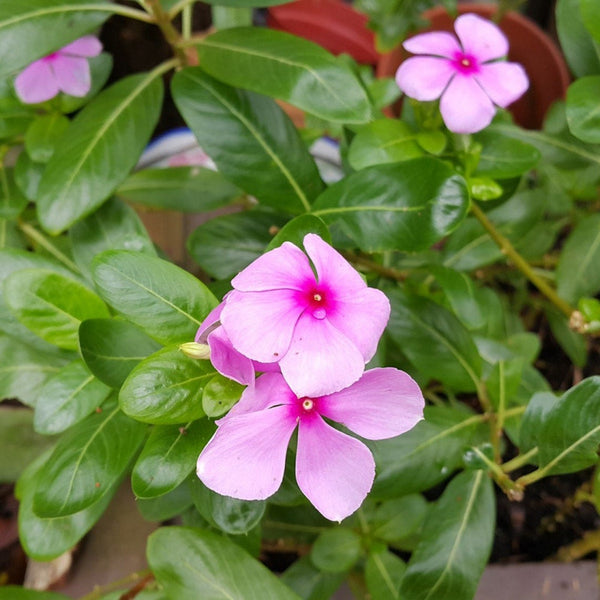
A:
[376,4,571,129]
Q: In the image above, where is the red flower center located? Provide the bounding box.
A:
[453,52,479,75]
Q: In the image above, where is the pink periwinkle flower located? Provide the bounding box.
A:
[395,13,529,134]
[219,234,391,398]
[15,36,102,104]
[197,368,424,521]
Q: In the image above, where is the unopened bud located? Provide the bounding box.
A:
[179,342,211,360]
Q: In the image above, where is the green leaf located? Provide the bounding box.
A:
[0,167,28,220]
[172,67,323,214]
[36,72,164,233]
[536,376,600,475]
[33,403,146,517]
[0,0,112,80]
[281,555,346,600]
[187,210,287,280]
[312,159,469,252]
[365,548,406,600]
[474,128,540,178]
[197,28,373,124]
[148,526,301,600]
[70,197,157,277]
[24,114,70,163]
[92,250,217,345]
[0,407,55,482]
[200,0,294,6]
[4,268,110,350]
[266,214,331,251]
[14,151,44,200]
[485,358,525,412]
[369,495,428,547]
[0,587,69,600]
[202,373,244,417]
[348,119,423,170]
[310,528,361,573]
[519,391,559,454]
[132,420,215,499]
[566,76,600,143]
[137,479,193,522]
[546,307,588,367]
[117,166,242,212]
[399,470,495,600]
[580,0,600,44]
[386,288,482,392]
[33,360,111,435]
[119,346,214,424]
[371,405,488,498]
[79,318,163,389]
[15,450,117,561]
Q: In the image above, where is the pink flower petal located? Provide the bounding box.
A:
[455,13,508,63]
[223,372,293,419]
[61,35,102,58]
[52,55,91,97]
[475,61,529,108]
[396,56,455,102]
[14,60,59,104]
[279,312,365,397]
[296,414,375,521]
[197,404,297,500]
[231,242,314,292]
[318,368,424,440]
[207,326,255,386]
[326,287,390,362]
[403,31,461,58]
[440,74,496,134]
[221,288,302,362]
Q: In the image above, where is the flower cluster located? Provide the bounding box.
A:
[195,234,424,521]
[396,13,529,134]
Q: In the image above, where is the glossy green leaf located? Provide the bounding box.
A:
[148,526,300,600]
[33,360,111,435]
[197,28,373,124]
[172,67,323,213]
[137,479,193,522]
[70,197,156,276]
[132,420,215,499]
[312,159,469,252]
[202,373,244,417]
[310,528,361,573]
[119,346,214,424]
[580,0,600,43]
[0,0,112,79]
[117,166,242,212]
[474,128,540,178]
[37,73,164,233]
[33,403,146,517]
[24,114,70,163]
[369,495,428,547]
[92,250,217,345]
[371,405,488,498]
[386,288,482,392]
[485,358,525,413]
[281,555,346,600]
[536,377,600,475]
[0,408,55,482]
[519,391,559,454]
[79,318,163,389]
[4,268,109,350]
[399,470,495,600]
[566,76,600,143]
[266,214,331,251]
[0,167,27,220]
[365,548,406,600]
[348,119,423,170]
[15,450,117,561]
[187,210,287,279]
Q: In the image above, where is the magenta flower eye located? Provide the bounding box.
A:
[395,13,529,133]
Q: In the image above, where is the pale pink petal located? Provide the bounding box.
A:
[14,60,58,104]
[475,61,529,108]
[61,35,102,58]
[195,301,224,342]
[396,56,455,102]
[326,287,390,362]
[318,368,424,440]
[231,242,314,292]
[207,326,255,386]
[52,55,91,97]
[197,404,296,500]
[223,372,293,419]
[279,312,365,397]
[403,31,461,58]
[455,13,508,63]
[221,288,302,362]
[296,414,375,521]
[440,74,496,133]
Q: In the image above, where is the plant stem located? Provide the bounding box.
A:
[182,2,193,40]
[470,446,524,500]
[555,529,600,562]
[167,0,198,19]
[79,569,153,600]
[470,202,575,319]
[146,0,189,65]
[502,447,539,473]
[92,3,154,23]
[341,251,408,282]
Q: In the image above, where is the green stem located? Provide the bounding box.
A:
[146,0,189,65]
[182,2,193,40]
[470,447,524,500]
[341,251,408,282]
[167,0,198,19]
[88,3,154,23]
[470,202,575,319]
[18,221,81,274]
[502,447,539,473]
[79,569,153,600]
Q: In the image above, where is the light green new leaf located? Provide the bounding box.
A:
[399,470,495,600]
[37,72,164,233]
[172,67,323,214]
[119,346,214,424]
[33,360,111,435]
[312,159,469,252]
[79,318,163,389]
[365,549,406,600]
[92,250,217,345]
[197,28,373,124]
[33,403,146,517]
[148,526,301,600]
